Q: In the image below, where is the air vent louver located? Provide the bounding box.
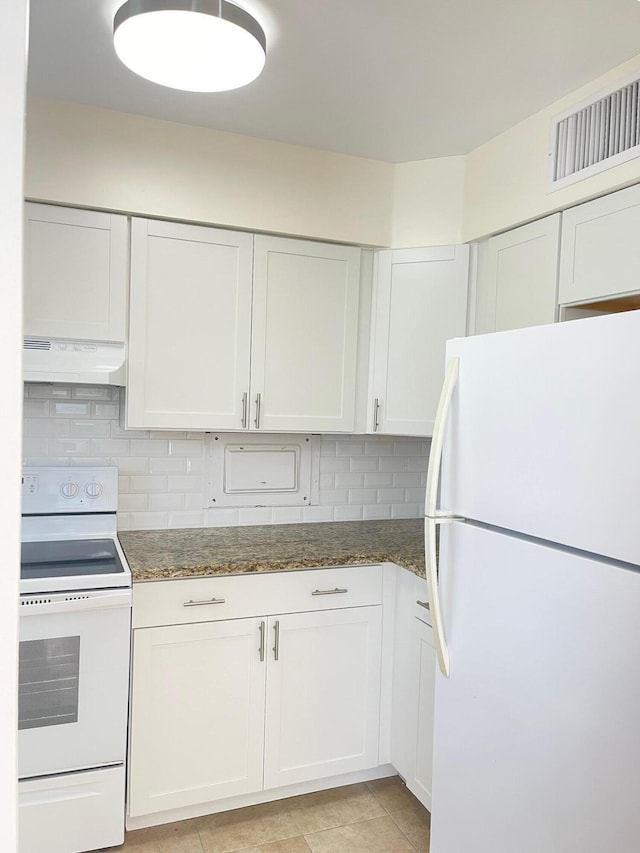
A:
[24,338,51,351]
[551,77,640,189]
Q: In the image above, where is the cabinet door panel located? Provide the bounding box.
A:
[264,607,382,789]
[486,214,560,332]
[24,203,127,341]
[251,236,360,432]
[372,246,468,436]
[408,618,436,811]
[127,218,252,429]
[559,183,640,305]
[128,618,266,816]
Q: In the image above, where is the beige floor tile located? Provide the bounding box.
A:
[304,815,415,853]
[287,782,385,834]
[367,777,431,824]
[196,800,300,853]
[239,838,312,853]
[121,819,204,852]
[391,808,431,852]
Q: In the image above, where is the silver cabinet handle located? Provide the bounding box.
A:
[273,619,280,661]
[417,600,430,610]
[373,397,381,432]
[241,392,248,428]
[259,620,266,662]
[312,587,348,596]
[254,392,262,429]
[183,597,226,607]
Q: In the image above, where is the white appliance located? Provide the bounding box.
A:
[424,310,640,853]
[19,467,132,853]
[23,336,126,385]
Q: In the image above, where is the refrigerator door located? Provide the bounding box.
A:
[431,520,640,853]
[441,310,640,565]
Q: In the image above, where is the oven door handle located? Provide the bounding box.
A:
[19,588,132,616]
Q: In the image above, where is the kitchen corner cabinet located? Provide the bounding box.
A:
[126,223,361,432]
[369,245,469,436]
[24,202,128,342]
[559,183,640,308]
[128,567,383,818]
[475,214,560,335]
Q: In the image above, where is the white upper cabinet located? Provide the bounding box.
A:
[477,214,560,334]
[24,202,128,341]
[251,236,361,432]
[559,183,640,306]
[127,218,253,430]
[369,246,469,436]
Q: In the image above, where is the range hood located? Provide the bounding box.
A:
[23,337,126,385]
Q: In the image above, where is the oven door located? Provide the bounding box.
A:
[18,589,131,779]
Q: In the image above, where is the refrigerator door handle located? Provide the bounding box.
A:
[426,516,450,677]
[425,355,460,518]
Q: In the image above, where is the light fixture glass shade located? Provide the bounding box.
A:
[113,0,266,92]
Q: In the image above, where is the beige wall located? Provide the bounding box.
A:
[463,53,640,242]
[391,156,465,248]
[26,98,395,247]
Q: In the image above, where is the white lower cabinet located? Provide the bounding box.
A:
[264,607,382,789]
[128,567,384,820]
[390,569,436,811]
[128,617,267,816]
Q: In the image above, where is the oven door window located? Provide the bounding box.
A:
[19,636,80,730]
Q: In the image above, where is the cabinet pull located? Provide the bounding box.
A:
[272,620,280,660]
[183,597,226,607]
[311,587,348,596]
[373,397,381,432]
[416,600,430,611]
[254,392,262,429]
[241,392,248,428]
[259,620,266,662]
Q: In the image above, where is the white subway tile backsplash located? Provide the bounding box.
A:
[148,493,186,512]
[320,456,351,474]
[71,420,110,437]
[130,475,168,493]
[333,505,364,521]
[149,457,187,474]
[23,387,430,531]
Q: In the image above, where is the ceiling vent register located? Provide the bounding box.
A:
[550,76,640,191]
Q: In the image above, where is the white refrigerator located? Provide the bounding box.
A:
[425,310,640,853]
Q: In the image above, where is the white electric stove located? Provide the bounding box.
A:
[19,467,132,853]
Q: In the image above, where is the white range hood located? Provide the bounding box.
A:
[23,337,126,385]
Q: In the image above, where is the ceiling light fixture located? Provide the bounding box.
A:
[113,0,266,92]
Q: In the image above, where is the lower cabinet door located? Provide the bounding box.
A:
[407,616,436,810]
[263,606,382,789]
[128,618,266,816]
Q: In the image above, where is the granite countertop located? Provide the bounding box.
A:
[119,518,425,582]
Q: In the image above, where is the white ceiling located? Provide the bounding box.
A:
[27,0,640,163]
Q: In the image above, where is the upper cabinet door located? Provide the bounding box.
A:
[481,214,560,333]
[370,246,469,437]
[251,236,361,432]
[24,203,128,341]
[127,218,253,430]
[559,183,640,306]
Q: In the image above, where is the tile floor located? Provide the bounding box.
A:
[119,777,431,853]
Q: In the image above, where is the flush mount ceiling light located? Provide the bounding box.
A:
[113,0,266,92]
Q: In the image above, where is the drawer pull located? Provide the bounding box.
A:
[183,597,226,607]
[416,600,430,610]
[312,587,348,596]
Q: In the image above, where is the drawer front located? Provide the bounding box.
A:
[133,564,384,629]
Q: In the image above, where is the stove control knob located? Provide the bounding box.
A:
[85,481,103,498]
[60,481,79,499]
